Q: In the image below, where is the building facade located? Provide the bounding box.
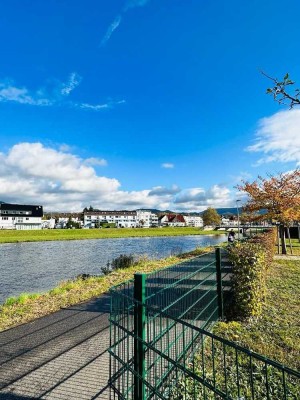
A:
[158,214,186,227]
[0,203,43,230]
[83,211,138,228]
[183,215,203,227]
[83,210,159,228]
[158,214,203,227]
[136,210,158,227]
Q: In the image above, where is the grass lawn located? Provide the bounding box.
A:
[275,238,300,255]
[0,227,225,244]
[214,258,300,370]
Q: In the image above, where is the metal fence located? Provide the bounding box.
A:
[108,249,299,399]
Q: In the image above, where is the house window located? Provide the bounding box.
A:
[26,218,29,220]
[2,217,8,220]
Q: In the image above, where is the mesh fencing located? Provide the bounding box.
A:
[109,249,299,399]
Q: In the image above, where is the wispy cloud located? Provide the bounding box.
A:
[84,157,108,166]
[247,109,300,166]
[61,72,82,96]
[124,0,150,11]
[231,171,253,184]
[59,144,72,152]
[79,99,125,111]
[0,80,52,106]
[100,0,150,46]
[80,102,109,111]
[161,163,174,169]
[0,75,125,112]
[100,15,122,46]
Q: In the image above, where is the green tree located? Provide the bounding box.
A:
[202,207,221,226]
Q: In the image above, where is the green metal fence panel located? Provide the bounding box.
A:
[109,250,231,398]
[134,273,146,400]
[109,249,299,399]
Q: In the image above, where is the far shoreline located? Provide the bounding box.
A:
[0,227,227,244]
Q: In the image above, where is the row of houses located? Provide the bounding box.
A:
[0,203,204,230]
[83,210,203,228]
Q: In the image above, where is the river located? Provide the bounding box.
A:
[0,234,225,303]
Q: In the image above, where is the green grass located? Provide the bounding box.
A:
[0,227,225,244]
[275,238,300,255]
[214,258,300,370]
[0,246,212,332]
[172,257,300,399]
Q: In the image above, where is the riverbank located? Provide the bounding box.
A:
[0,247,211,332]
[0,227,225,244]
[213,258,300,370]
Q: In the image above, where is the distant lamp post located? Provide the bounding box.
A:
[236,200,241,240]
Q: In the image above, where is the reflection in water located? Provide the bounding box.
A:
[0,235,225,303]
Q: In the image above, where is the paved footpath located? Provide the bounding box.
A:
[0,294,111,400]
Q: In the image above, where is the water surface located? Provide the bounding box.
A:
[0,235,225,303]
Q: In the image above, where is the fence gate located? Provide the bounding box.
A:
[108,249,299,399]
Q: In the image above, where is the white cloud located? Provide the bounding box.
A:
[124,0,150,11]
[0,143,170,211]
[173,185,232,211]
[80,99,125,111]
[61,72,82,96]
[148,185,181,196]
[0,142,234,212]
[0,75,124,112]
[100,15,122,46]
[101,0,150,46]
[0,81,52,106]
[231,171,253,184]
[84,157,108,166]
[59,144,72,152]
[80,103,109,110]
[247,109,300,166]
[161,163,174,169]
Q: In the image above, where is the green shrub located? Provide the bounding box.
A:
[249,228,276,268]
[227,230,276,320]
[228,242,267,319]
[101,254,136,275]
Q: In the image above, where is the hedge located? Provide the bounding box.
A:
[228,229,276,320]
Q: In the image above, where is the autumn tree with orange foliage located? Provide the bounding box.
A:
[238,170,300,254]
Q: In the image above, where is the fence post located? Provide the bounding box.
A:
[215,248,224,320]
[134,273,146,400]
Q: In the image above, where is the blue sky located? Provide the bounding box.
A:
[0,0,300,211]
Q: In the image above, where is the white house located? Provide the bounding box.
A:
[0,203,43,230]
[58,213,83,228]
[83,210,159,228]
[136,210,158,227]
[83,211,138,228]
[183,215,203,227]
[158,214,186,227]
[42,218,56,229]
